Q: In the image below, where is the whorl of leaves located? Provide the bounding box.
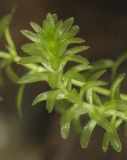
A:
[0,12,127,152]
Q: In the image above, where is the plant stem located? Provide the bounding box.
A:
[72,79,127,101]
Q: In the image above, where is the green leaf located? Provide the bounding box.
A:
[80,120,96,148]
[30,22,43,33]
[72,116,82,133]
[18,72,48,84]
[21,43,45,57]
[62,17,74,33]
[65,46,89,56]
[89,107,114,132]
[17,85,25,117]
[67,38,85,44]
[88,70,106,81]
[21,30,40,43]
[48,71,60,89]
[0,12,13,37]
[92,59,114,71]
[61,104,88,139]
[18,56,47,64]
[5,66,19,83]
[70,25,79,36]
[32,91,49,105]
[80,81,107,97]
[102,131,110,152]
[102,131,121,152]
[93,92,103,106]
[64,55,89,64]
[111,52,127,79]
[61,104,78,139]
[46,90,59,113]
[111,73,125,100]
[66,89,82,104]
[104,99,127,112]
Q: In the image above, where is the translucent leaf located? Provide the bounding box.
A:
[48,71,60,89]
[5,66,19,83]
[69,25,79,36]
[86,88,93,104]
[32,91,49,105]
[67,38,85,44]
[30,22,43,33]
[93,92,103,106]
[61,104,88,139]
[61,104,78,139]
[0,12,13,37]
[65,55,89,64]
[112,52,127,79]
[18,72,48,84]
[111,73,125,100]
[72,116,82,133]
[102,131,110,152]
[88,70,106,81]
[61,17,74,33]
[50,56,60,70]
[65,46,89,56]
[80,120,96,148]
[92,59,114,71]
[66,89,82,104]
[104,99,127,112]
[18,56,47,64]
[102,131,121,152]
[73,64,92,72]
[21,43,46,57]
[21,30,41,43]
[46,90,59,113]
[80,81,107,97]
[89,107,114,132]
[17,85,25,117]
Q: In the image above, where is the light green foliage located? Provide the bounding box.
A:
[1,12,127,152]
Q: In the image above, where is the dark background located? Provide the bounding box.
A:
[0,0,127,160]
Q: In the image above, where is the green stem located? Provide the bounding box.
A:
[72,79,127,101]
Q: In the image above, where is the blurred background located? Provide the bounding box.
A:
[0,0,127,160]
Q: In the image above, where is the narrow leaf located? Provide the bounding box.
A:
[18,72,48,84]
[80,120,96,148]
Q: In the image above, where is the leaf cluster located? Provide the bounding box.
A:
[0,11,127,152]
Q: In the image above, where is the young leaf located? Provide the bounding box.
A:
[21,43,45,57]
[0,11,13,37]
[89,107,114,132]
[61,104,88,139]
[30,22,43,33]
[61,104,78,139]
[65,55,89,64]
[46,90,59,113]
[5,66,19,83]
[18,72,48,84]
[61,17,74,33]
[111,73,125,100]
[65,89,82,104]
[92,59,114,71]
[21,30,41,43]
[80,120,96,148]
[80,81,107,97]
[32,91,49,105]
[65,46,89,56]
[88,70,106,81]
[48,71,60,89]
[18,56,47,64]
[111,52,127,79]
[102,131,121,152]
